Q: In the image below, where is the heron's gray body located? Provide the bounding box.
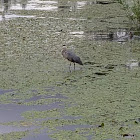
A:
[62,48,83,69]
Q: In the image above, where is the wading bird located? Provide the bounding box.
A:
[62,47,83,70]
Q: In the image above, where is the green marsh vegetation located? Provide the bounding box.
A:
[116,0,140,29]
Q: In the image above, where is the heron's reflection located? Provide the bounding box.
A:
[57,0,85,12]
[1,0,29,20]
[3,0,9,12]
[2,0,10,19]
[20,0,28,9]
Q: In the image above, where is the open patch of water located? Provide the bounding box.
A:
[20,114,83,139]
[70,31,85,38]
[0,89,15,95]
[76,1,87,9]
[0,0,58,11]
[0,0,89,13]
[0,102,65,122]
[126,59,140,69]
[62,115,81,120]
[56,124,92,131]
[88,1,116,5]
[0,124,37,134]
[70,29,140,42]
[10,0,58,11]
[21,128,52,140]
[58,1,87,11]
[25,93,68,102]
[0,14,35,21]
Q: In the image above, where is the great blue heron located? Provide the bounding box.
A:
[62,47,83,70]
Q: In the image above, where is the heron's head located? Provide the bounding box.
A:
[62,45,67,51]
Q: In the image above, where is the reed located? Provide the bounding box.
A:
[115,0,140,28]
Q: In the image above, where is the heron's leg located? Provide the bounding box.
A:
[69,62,71,67]
[69,62,71,69]
[69,63,71,72]
[74,63,75,70]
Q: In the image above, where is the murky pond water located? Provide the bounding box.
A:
[0,0,140,140]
